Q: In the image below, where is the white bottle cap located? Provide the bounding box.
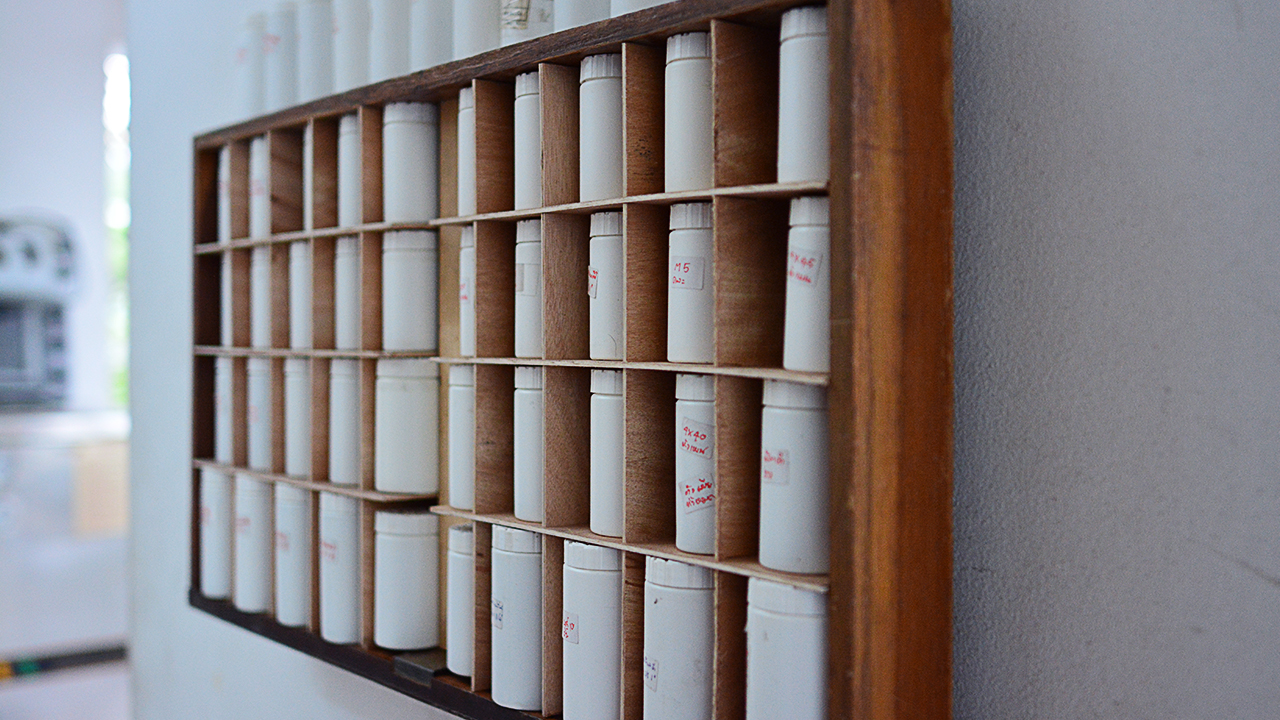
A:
[461,224,475,248]
[762,380,828,410]
[492,524,543,554]
[449,364,475,386]
[383,102,439,126]
[336,235,359,256]
[284,357,309,376]
[646,556,714,589]
[516,218,542,244]
[780,5,828,40]
[675,373,714,401]
[515,365,544,389]
[590,211,623,237]
[377,358,439,379]
[565,541,622,571]
[276,483,310,504]
[383,229,438,252]
[320,491,358,516]
[670,202,713,230]
[591,369,623,396]
[247,357,271,377]
[235,475,272,497]
[747,577,827,617]
[449,523,475,554]
[515,70,539,97]
[339,112,359,136]
[375,509,439,535]
[331,358,359,376]
[458,86,475,110]
[789,196,830,227]
[581,53,623,82]
[666,32,711,62]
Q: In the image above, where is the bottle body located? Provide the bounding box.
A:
[758,381,830,573]
[382,103,441,223]
[199,468,232,598]
[375,359,440,493]
[410,0,453,70]
[588,212,624,360]
[579,55,624,201]
[642,558,714,720]
[745,578,828,720]
[666,204,714,363]
[500,0,554,46]
[664,34,713,192]
[458,226,477,355]
[590,370,624,537]
[675,374,716,554]
[334,235,360,349]
[457,89,477,216]
[234,474,273,613]
[513,367,545,522]
[333,0,371,91]
[514,220,544,358]
[382,230,440,351]
[374,511,440,649]
[290,240,312,348]
[513,72,543,210]
[247,357,272,471]
[284,357,311,476]
[448,365,476,510]
[275,484,313,627]
[562,543,623,720]
[320,492,361,643]
[490,526,543,711]
[446,524,475,675]
[328,359,361,486]
[453,0,501,60]
[777,7,830,183]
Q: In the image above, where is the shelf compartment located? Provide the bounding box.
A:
[622,202,667,362]
[711,18,779,188]
[713,195,788,367]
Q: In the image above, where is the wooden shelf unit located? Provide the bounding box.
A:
[189,1,953,718]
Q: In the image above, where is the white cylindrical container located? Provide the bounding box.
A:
[643,557,714,720]
[513,366,544,522]
[513,71,542,210]
[319,491,361,643]
[490,525,543,711]
[375,359,440,494]
[265,2,299,112]
[334,235,360,349]
[555,0,607,31]
[369,0,413,82]
[329,359,361,486]
[290,240,312,347]
[274,483,312,627]
[500,0,553,46]
[579,54,623,202]
[453,0,501,59]
[456,87,477,216]
[759,381,829,573]
[446,523,475,675]
[383,103,441,222]
[665,33,713,192]
[562,541,622,720]
[589,369,623,537]
[247,357,273,471]
[514,219,543,358]
[233,13,267,119]
[458,225,476,356]
[783,196,830,372]
[304,124,316,230]
[667,202,714,363]
[234,474,273,613]
[374,510,440,649]
[745,578,827,720]
[338,113,362,227]
[588,211,623,360]
[199,469,233,598]
[284,357,311,475]
[675,373,715,554]
[250,135,271,240]
[410,0,453,70]
[383,231,439,351]
[777,6,829,184]
[298,0,334,102]
[610,0,667,16]
[215,356,234,464]
[333,0,371,91]
[218,145,233,244]
[251,244,271,346]
[448,365,476,510]
[221,252,234,345]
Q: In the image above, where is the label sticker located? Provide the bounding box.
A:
[670,256,705,290]
[587,267,599,299]
[679,417,714,458]
[516,263,540,296]
[761,448,790,485]
[276,530,290,552]
[321,540,338,561]
[235,515,251,534]
[643,656,659,691]
[787,249,824,286]
[563,612,580,644]
[501,0,530,29]
[491,598,504,629]
[680,476,715,514]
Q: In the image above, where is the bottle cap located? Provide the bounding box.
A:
[762,379,827,410]
[449,364,475,386]
[581,53,623,82]
[449,523,475,554]
[336,234,359,256]
[515,365,543,390]
[383,102,439,126]
[377,358,439,379]
[780,5,828,41]
[516,218,542,244]
[515,70,539,97]
[375,509,439,535]
[670,202,713,230]
[284,356,309,376]
[275,483,309,504]
[492,524,543,554]
[789,196,830,227]
[330,358,358,377]
[747,577,827,616]
[565,541,622,571]
[247,356,270,376]
[590,211,623,237]
[320,490,358,516]
[383,230,438,252]
[666,32,711,62]
[339,112,359,136]
[460,225,475,248]
[458,86,474,110]
[645,556,714,589]
[591,369,623,396]
[235,474,272,497]
[675,373,714,401]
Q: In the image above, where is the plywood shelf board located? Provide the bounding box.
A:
[191,460,436,502]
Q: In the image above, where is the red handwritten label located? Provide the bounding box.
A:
[643,656,659,691]
[201,504,212,525]
[587,267,599,299]
[787,249,823,286]
[263,34,280,55]
[670,256,705,290]
[563,612,580,644]
[321,540,338,561]
[491,598,504,629]
[459,277,471,304]
[680,476,715,514]
[276,530,290,552]
[235,515,251,533]
[679,417,713,458]
[761,448,790,485]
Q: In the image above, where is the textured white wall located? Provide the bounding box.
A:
[953,1,1280,716]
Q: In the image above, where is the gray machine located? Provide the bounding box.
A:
[0,218,75,408]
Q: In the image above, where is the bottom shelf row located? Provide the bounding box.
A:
[197,473,828,719]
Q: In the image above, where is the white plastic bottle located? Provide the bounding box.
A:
[375,358,440,494]
[218,145,233,245]
[609,0,667,16]
[642,557,714,720]
[588,211,623,360]
[589,369,624,537]
[446,523,475,675]
[369,0,413,82]
[334,235,360,349]
[456,87,477,216]
[319,491,361,643]
[329,358,361,486]
[458,225,477,355]
[290,240,312,347]
[274,483,312,627]
[579,54,623,201]
[247,357,273,471]
[490,525,543,711]
[304,124,316,230]
[783,196,830,372]
[453,0,501,60]
[758,380,829,573]
[665,32,713,192]
[233,13,267,119]
[562,541,622,720]
[382,230,439,351]
[284,357,311,475]
[513,366,545,522]
[337,113,362,227]
[215,356,234,464]
[265,2,299,112]
[333,0,371,91]
[448,365,476,510]
[199,468,233,598]
[410,0,453,70]
[250,244,271,345]
[745,578,828,720]
[777,6,829,184]
[513,71,542,210]
[675,373,715,554]
[514,219,543,358]
[500,0,554,46]
[297,0,334,102]
[249,136,271,240]
[382,102,440,222]
[374,510,439,649]
[666,202,714,363]
[555,0,607,31]
[220,251,234,344]
[234,474,273,613]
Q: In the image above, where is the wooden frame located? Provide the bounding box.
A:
[189,1,952,718]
